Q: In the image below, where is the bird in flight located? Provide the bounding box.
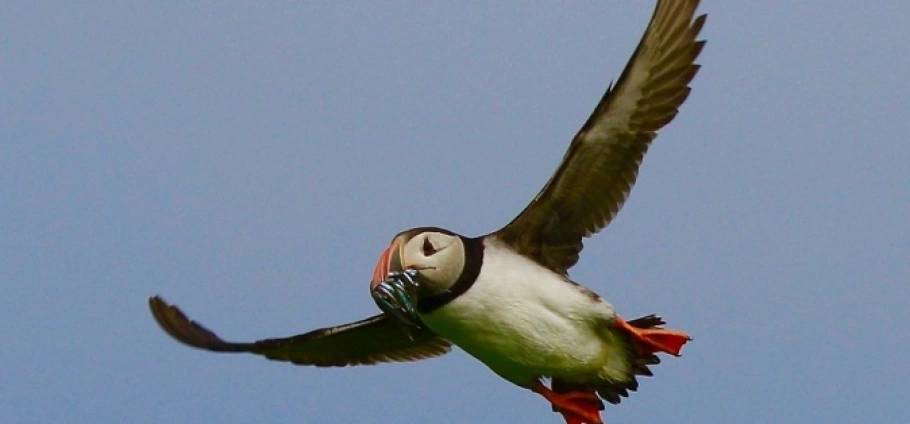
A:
[150,1,706,423]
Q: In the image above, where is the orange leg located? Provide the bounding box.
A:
[532,382,604,424]
[615,316,691,356]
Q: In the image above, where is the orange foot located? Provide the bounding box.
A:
[616,316,691,356]
[532,382,604,424]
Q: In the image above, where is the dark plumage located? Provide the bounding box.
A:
[149,296,450,367]
[493,1,705,275]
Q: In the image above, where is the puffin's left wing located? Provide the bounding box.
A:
[149,296,451,367]
[491,0,706,274]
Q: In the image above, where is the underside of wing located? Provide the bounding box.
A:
[492,0,706,274]
[149,296,451,367]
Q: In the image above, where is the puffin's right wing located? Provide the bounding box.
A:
[149,296,451,367]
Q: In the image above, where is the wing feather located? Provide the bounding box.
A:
[149,296,451,367]
[492,0,706,274]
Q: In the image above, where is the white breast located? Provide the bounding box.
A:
[419,238,625,387]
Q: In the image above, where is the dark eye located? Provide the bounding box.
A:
[422,238,437,256]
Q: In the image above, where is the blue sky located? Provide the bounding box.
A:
[3,2,909,423]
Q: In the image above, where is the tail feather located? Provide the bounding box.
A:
[626,314,666,328]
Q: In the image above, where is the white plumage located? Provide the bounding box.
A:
[420,237,630,387]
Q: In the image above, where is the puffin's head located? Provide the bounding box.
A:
[370,227,466,298]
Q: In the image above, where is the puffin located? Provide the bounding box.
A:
[149,1,706,423]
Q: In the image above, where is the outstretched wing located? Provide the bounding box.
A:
[491,0,706,274]
[149,296,451,367]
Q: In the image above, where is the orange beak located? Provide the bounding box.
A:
[370,238,404,290]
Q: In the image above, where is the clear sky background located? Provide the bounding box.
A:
[3,2,909,423]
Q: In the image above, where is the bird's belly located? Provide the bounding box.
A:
[424,303,605,385]
[419,255,619,386]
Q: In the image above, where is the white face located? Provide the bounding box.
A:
[400,231,465,296]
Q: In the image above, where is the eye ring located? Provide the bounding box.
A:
[422,237,437,256]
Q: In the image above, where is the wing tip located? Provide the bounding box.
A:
[148,295,247,353]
